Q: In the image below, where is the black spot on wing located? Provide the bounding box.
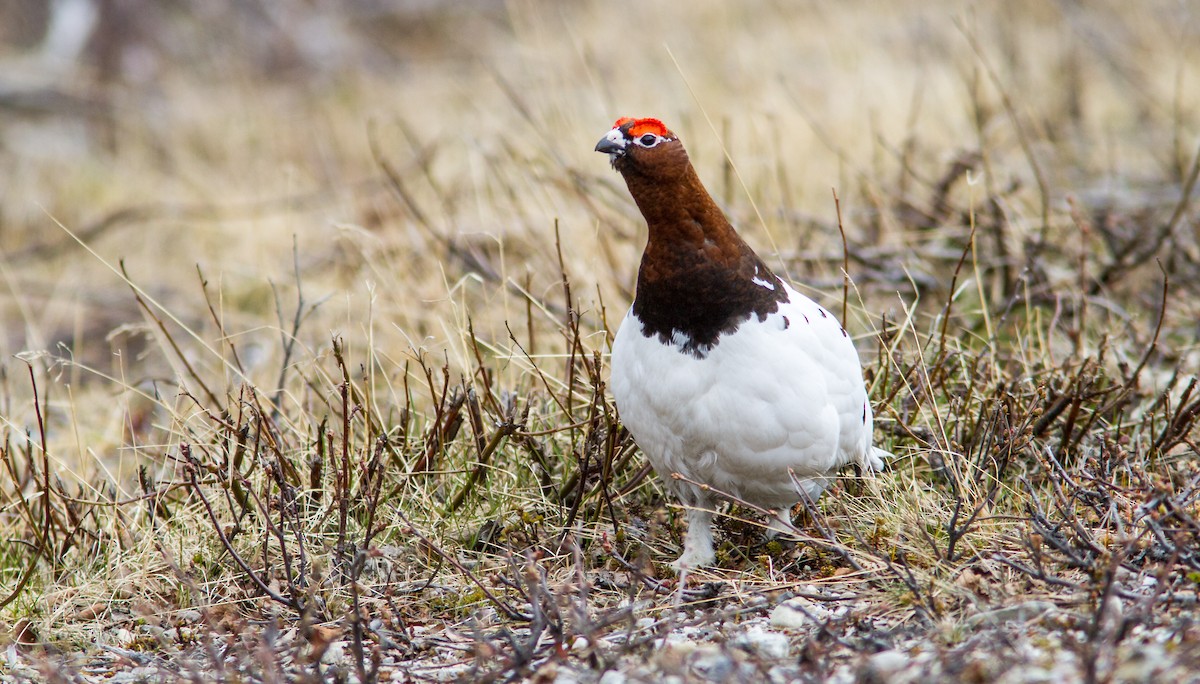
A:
[862,402,867,424]
[782,315,790,330]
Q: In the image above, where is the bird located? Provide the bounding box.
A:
[595,116,889,570]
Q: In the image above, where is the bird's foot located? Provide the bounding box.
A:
[765,509,800,540]
[671,546,716,572]
[865,446,892,473]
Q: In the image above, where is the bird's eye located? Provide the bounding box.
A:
[639,134,658,146]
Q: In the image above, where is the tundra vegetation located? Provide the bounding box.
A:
[0,1,1198,681]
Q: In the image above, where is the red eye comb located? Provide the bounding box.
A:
[613,117,673,139]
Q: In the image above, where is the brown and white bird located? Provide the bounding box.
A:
[596,117,888,570]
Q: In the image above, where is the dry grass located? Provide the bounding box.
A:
[1,0,1199,681]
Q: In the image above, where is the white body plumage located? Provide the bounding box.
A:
[611,282,885,568]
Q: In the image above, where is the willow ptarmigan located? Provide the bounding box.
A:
[596,117,889,570]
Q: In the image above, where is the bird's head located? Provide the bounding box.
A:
[595,117,685,177]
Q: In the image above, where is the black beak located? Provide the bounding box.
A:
[595,137,625,154]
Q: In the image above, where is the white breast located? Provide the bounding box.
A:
[610,282,874,509]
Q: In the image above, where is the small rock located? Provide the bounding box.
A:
[861,650,911,683]
[177,610,202,624]
[690,648,737,681]
[138,624,166,640]
[659,637,703,658]
[964,600,1055,628]
[733,625,790,660]
[770,597,827,629]
[321,640,347,665]
[598,670,627,684]
[532,660,558,681]
[111,668,156,683]
[1115,640,1167,682]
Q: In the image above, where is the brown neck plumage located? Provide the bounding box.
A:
[616,145,754,282]
[614,140,786,357]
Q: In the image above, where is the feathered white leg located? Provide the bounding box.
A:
[766,508,796,539]
[672,507,715,570]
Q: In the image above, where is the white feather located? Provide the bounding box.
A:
[751,275,776,291]
[611,282,883,568]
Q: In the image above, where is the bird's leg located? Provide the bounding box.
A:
[765,508,797,540]
[672,506,716,571]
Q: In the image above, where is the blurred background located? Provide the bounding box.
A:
[0,0,1196,461]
